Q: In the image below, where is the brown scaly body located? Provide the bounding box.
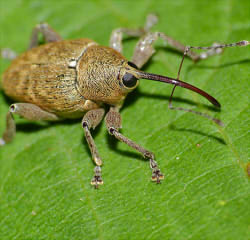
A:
[1,16,249,187]
[3,39,130,118]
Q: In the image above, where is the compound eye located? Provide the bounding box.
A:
[128,61,138,69]
[122,73,138,88]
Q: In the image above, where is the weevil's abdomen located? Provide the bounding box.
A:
[2,39,100,118]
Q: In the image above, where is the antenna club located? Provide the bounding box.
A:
[239,40,250,46]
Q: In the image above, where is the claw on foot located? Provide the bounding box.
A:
[91,176,103,188]
[0,138,5,146]
[151,169,164,183]
[91,166,103,188]
[150,159,164,183]
[1,48,17,60]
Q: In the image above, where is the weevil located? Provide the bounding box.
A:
[1,14,249,187]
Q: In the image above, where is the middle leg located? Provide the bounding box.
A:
[82,108,105,187]
[1,48,17,60]
[29,23,62,49]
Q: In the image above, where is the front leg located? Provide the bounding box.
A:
[132,31,249,69]
[105,107,164,183]
[109,14,158,53]
[131,32,219,68]
[109,13,203,66]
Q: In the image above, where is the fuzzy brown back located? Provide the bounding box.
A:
[3,39,95,117]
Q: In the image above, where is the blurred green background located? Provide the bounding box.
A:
[0,0,249,239]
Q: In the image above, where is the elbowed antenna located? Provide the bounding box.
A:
[136,71,221,108]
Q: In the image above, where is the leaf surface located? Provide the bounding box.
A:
[0,1,249,239]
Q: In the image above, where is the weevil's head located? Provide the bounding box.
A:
[77,46,140,107]
[77,45,220,109]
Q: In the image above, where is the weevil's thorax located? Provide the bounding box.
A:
[77,46,137,107]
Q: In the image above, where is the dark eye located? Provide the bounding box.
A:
[122,73,138,88]
[128,61,138,69]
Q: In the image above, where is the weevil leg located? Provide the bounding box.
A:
[131,32,205,68]
[180,40,250,61]
[1,48,17,60]
[166,40,249,124]
[29,23,62,49]
[109,14,158,53]
[105,107,164,183]
[132,31,250,68]
[82,108,105,188]
[0,103,59,145]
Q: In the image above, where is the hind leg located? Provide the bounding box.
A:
[1,103,59,146]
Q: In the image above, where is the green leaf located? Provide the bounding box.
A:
[0,0,249,239]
